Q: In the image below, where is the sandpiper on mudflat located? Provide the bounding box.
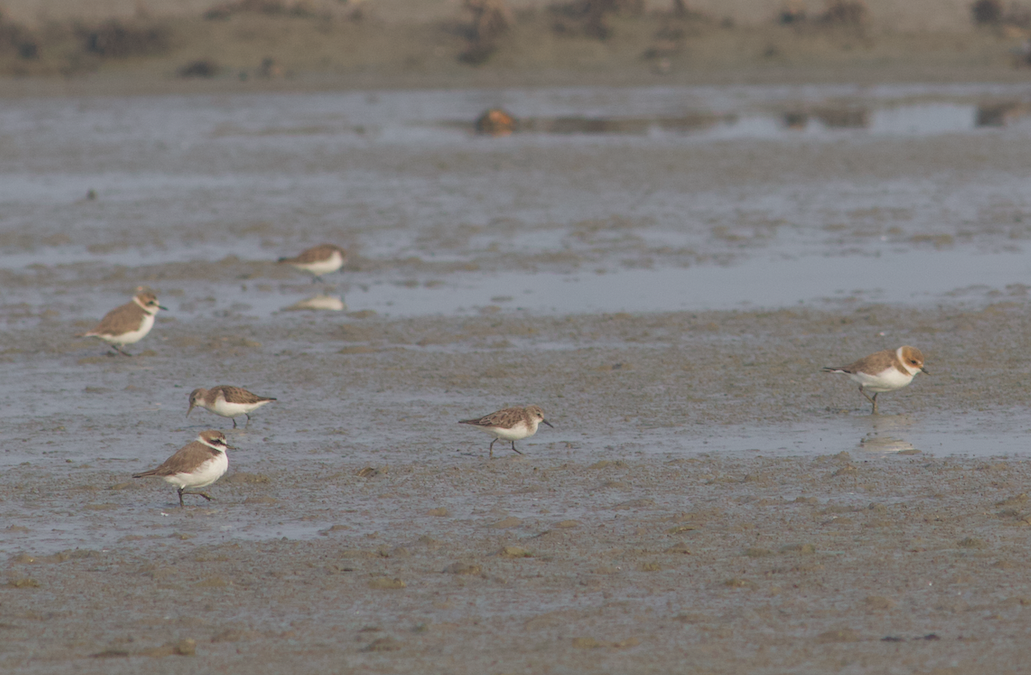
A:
[278,244,348,282]
[822,345,929,414]
[79,286,167,356]
[133,430,233,507]
[459,405,554,458]
[187,386,277,428]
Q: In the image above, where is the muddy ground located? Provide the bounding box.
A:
[3,88,1031,668]
[4,296,1031,673]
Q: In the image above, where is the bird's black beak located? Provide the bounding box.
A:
[159,305,169,311]
[542,420,554,428]
[921,367,930,375]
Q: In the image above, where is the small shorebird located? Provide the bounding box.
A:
[133,430,233,507]
[459,405,554,458]
[79,286,167,356]
[278,244,348,282]
[187,386,277,428]
[822,345,929,414]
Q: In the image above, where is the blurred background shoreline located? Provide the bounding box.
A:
[1,0,1030,95]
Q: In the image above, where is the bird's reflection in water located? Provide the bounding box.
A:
[855,415,919,454]
[282,295,346,312]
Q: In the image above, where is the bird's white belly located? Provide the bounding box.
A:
[211,398,267,418]
[849,368,914,393]
[162,453,228,490]
[479,422,533,441]
[298,252,343,276]
[105,313,154,345]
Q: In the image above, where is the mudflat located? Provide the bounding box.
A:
[5,301,1031,673]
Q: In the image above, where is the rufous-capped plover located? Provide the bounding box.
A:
[79,286,167,356]
[133,430,233,507]
[278,244,348,282]
[822,345,929,414]
[187,386,277,428]
[459,405,554,458]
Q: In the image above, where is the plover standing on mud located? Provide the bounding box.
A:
[133,430,233,507]
[78,286,167,356]
[278,244,348,282]
[822,345,929,414]
[459,405,554,458]
[187,386,277,428]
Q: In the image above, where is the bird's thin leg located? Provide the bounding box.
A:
[180,490,213,505]
[489,438,497,459]
[859,387,879,414]
[313,275,323,284]
[510,441,524,456]
[859,387,874,406]
[232,417,238,429]
[245,414,251,428]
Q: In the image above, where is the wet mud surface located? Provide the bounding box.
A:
[4,85,1031,672]
[7,450,1031,673]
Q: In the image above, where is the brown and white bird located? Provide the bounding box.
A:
[79,286,167,355]
[187,386,277,428]
[278,244,348,282]
[822,345,929,414]
[133,430,233,507]
[459,405,554,458]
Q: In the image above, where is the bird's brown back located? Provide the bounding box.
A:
[212,385,276,404]
[840,349,898,374]
[133,441,220,478]
[280,244,346,264]
[84,301,146,337]
[459,407,528,429]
